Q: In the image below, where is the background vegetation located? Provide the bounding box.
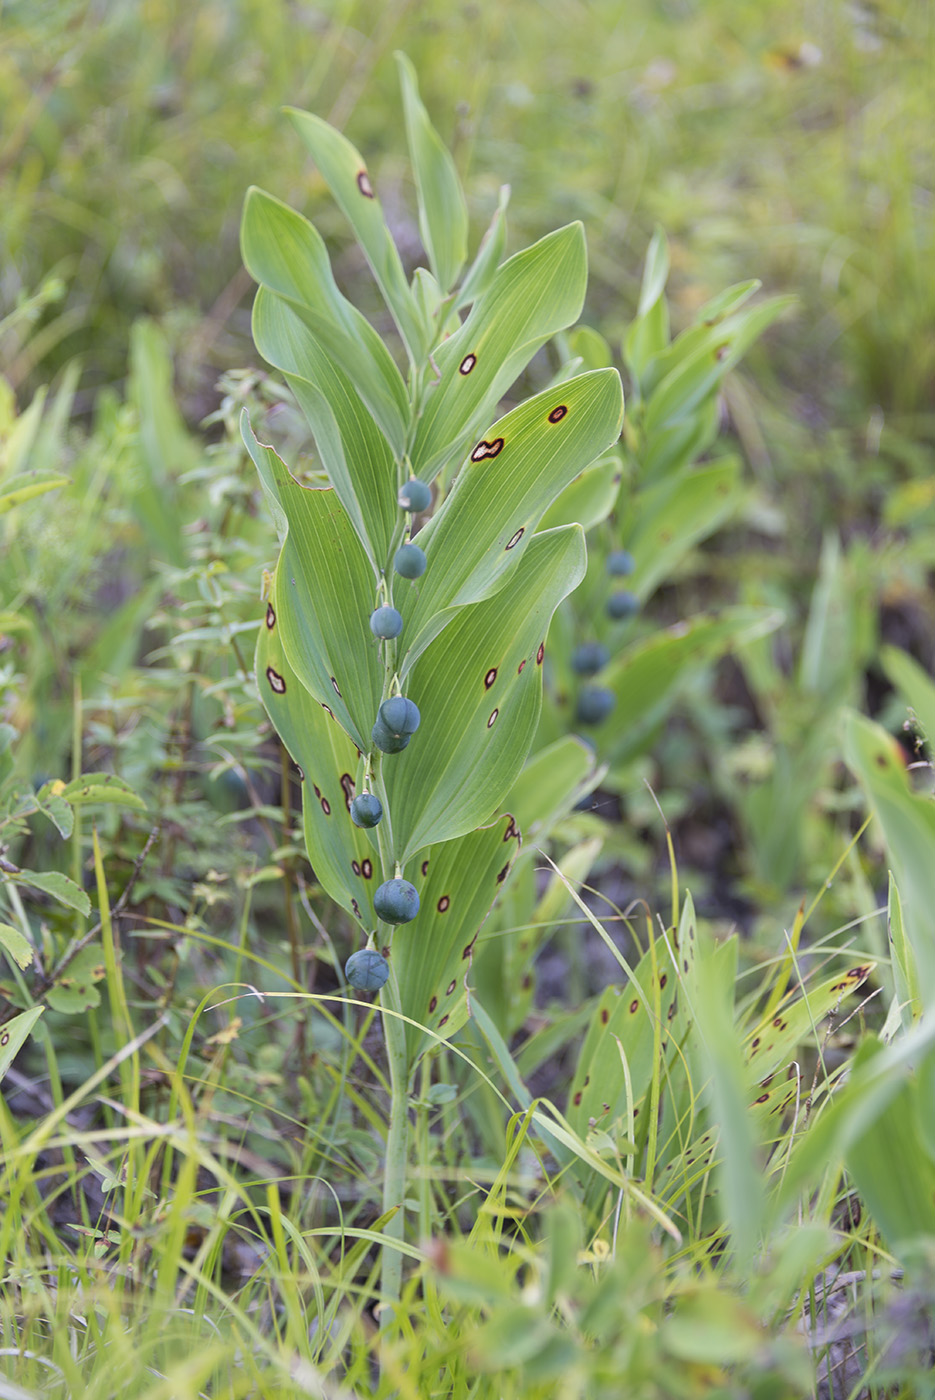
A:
[1,1,933,1395]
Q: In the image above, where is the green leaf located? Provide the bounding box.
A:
[409,223,590,481]
[244,422,382,752]
[0,471,70,515]
[60,774,146,810]
[10,869,91,917]
[255,580,378,930]
[455,185,510,312]
[393,813,521,1064]
[881,644,935,745]
[888,874,922,1028]
[46,946,105,1014]
[400,369,624,670]
[386,526,588,863]
[396,52,468,293]
[128,320,193,567]
[0,1007,44,1080]
[602,607,783,765]
[34,784,74,839]
[844,709,935,999]
[538,451,622,534]
[623,227,670,388]
[0,923,34,970]
[247,297,399,566]
[626,458,744,600]
[285,109,429,362]
[503,735,598,846]
[241,188,409,456]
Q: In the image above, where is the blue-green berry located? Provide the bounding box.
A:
[345,948,389,992]
[576,686,616,725]
[370,606,403,639]
[394,544,427,579]
[398,479,432,513]
[350,793,383,828]
[373,878,420,924]
[607,590,640,620]
[571,641,609,676]
[607,549,635,577]
[379,696,420,736]
[372,720,411,754]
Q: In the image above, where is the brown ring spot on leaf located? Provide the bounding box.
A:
[446,979,456,996]
[459,353,476,375]
[536,643,545,665]
[438,1014,449,1027]
[295,765,305,781]
[517,658,526,673]
[321,703,334,719]
[361,859,373,879]
[496,863,510,883]
[547,404,568,424]
[506,527,524,550]
[357,170,374,198]
[320,797,331,815]
[751,1037,760,1051]
[421,860,429,877]
[629,999,639,1014]
[660,973,668,988]
[313,785,322,799]
[331,677,342,697]
[437,895,450,913]
[265,602,276,629]
[503,818,519,841]
[600,1008,609,1025]
[0,1032,8,1047]
[462,936,477,960]
[573,1090,582,1106]
[266,667,286,694]
[668,998,678,1020]
[487,709,499,728]
[755,1093,770,1105]
[352,861,361,876]
[340,774,355,810]
[484,667,498,689]
[351,898,360,918]
[429,996,438,1013]
[471,437,505,462]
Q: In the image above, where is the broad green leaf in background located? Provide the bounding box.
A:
[241,188,409,457]
[409,223,590,481]
[399,369,624,670]
[8,869,91,918]
[385,526,587,863]
[640,279,762,400]
[537,451,622,534]
[623,226,670,391]
[0,922,34,970]
[392,814,521,1064]
[844,709,935,999]
[285,108,429,362]
[256,579,378,930]
[641,397,720,480]
[0,470,69,515]
[455,185,510,312]
[0,1007,43,1081]
[249,294,399,566]
[128,320,192,567]
[881,644,935,745]
[46,946,106,1014]
[625,458,744,601]
[396,52,468,294]
[244,422,382,751]
[601,607,784,767]
[61,774,146,810]
[502,735,599,847]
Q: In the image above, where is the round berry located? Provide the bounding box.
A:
[607,549,635,577]
[345,948,389,992]
[576,686,616,725]
[350,793,383,828]
[607,590,640,620]
[370,606,403,639]
[372,721,411,754]
[374,878,420,924]
[398,479,432,513]
[394,544,427,579]
[378,696,421,736]
[571,641,610,676]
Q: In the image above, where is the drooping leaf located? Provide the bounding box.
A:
[399,370,624,670]
[385,526,588,863]
[60,774,146,810]
[256,578,378,930]
[241,188,409,457]
[10,869,91,917]
[0,1007,44,1080]
[0,923,34,970]
[285,109,429,362]
[392,814,521,1064]
[396,52,468,293]
[408,223,590,481]
[243,421,382,751]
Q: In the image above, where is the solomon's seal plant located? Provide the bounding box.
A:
[243,53,623,1315]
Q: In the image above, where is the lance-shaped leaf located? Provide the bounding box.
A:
[399,369,623,672]
[455,184,510,312]
[537,451,622,534]
[409,223,589,481]
[251,293,398,566]
[242,188,409,457]
[0,1007,44,1082]
[396,52,468,294]
[285,109,429,362]
[625,458,744,601]
[386,525,587,863]
[243,419,382,751]
[256,583,378,930]
[392,814,521,1065]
